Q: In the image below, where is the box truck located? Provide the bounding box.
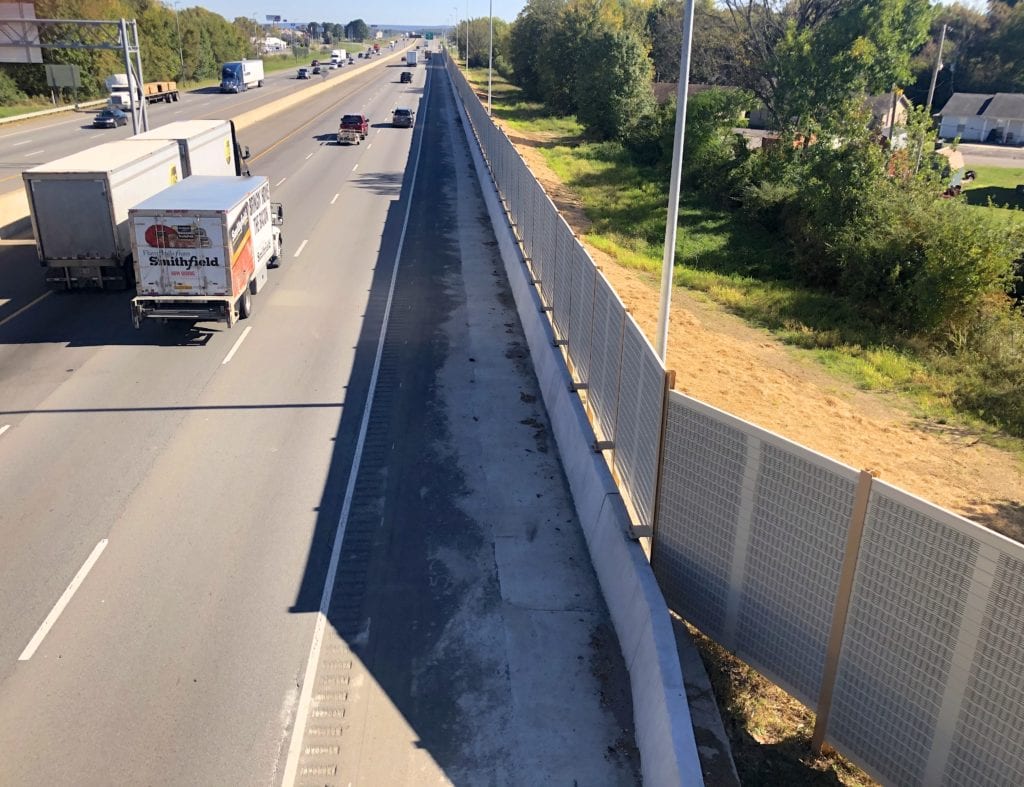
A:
[132,119,250,177]
[406,50,418,67]
[330,48,346,63]
[129,176,284,328]
[220,59,264,93]
[23,140,183,290]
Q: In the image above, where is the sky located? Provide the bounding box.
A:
[193,0,985,29]
[193,1,531,27]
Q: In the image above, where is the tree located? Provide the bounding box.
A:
[345,19,371,41]
[509,0,565,101]
[574,28,655,140]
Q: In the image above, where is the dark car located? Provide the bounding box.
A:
[311,59,319,66]
[311,65,322,75]
[392,107,415,128]
[400,71,412,84]
[93,107,127,128]
[297,67,310,79]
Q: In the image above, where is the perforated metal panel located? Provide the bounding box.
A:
[734,443,857,706]
[944,552,1024,786]
[536,195,557,305]
[588,273,625,442]
[652,393,747,640]
[829,487,981,785]
[551,219,574,342]
[567,241,596,385]
[612,319,666,529]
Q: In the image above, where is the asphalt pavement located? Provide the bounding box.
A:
[0,52,640,785]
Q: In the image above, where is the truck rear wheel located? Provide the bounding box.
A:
[238,289,252,320]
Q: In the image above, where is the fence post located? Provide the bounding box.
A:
[812,468,875,752]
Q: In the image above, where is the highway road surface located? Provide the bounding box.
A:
[0,52,641,785]
[0,50,393,200]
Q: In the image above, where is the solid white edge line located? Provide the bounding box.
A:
[19,539,109,661]
[24,149,44,157]
[0,291,52,328]
[352,163,358,172]
[280,61,433,787]
[220,325,252,365]
[275,177,287,187]
[330,193,339,205]
[0,424,9,438]
[293,239,309,258]
[366,143,372,150]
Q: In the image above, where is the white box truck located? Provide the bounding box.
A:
[220,59,264,92]
[331,48,346,63]
[130,176,284,328]
[131,119,249,177]
[406,50,418,67]
[23,139,183,290]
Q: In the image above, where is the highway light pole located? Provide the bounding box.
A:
[656,0,696,360]
[466,0,470,68]
[487,0,493,114]
[172,1,183,80]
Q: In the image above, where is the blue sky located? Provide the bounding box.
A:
[193,0,984,28]
[193,1,530,26]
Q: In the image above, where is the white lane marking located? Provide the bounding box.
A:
[221,325,252,365]
[275,177,287,187]
[280,60,432,787]
[19,539,109,661]
[293,239,308,258]
[330,193,339,205]
[24,149,44,157]
[11,140,30,146]
[366,143,372,150]
[352,164,358,172]
[0,291,52,328]
[0,424,9,438]
[376,129,381,135]
[173,109,183,115]
[305,152,313,160]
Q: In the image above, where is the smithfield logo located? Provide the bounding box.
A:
[148,254,221,269]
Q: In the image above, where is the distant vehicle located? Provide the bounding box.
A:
[392,107,415,128]
[337,114,369,145]
[348,57,354,64]
[297,67,310,79]
[93,107,127,128]
[105,74,178,108]
[311,59,319,66]
[357,52,364,58]
[406,51,418,67]
[220,59,264,92]
[373,43,380,52]
[400,71,412,83]
[331,49,346,61]
[311,65,322,75]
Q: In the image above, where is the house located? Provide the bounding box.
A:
[868,92,911,138]
[938,92,1024,144]
[261,36,287,53]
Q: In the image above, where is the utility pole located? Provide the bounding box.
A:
[925,23,948,115]
[487,0,493,114]
[466,0,470,67]
[172,1,183,80]
[655,0,696,360]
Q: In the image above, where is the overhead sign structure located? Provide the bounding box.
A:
[0,2,42,63]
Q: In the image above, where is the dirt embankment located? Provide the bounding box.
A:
[497,122,1024,541]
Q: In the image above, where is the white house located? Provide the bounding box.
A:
[261,36,287,53]
[938,92,1024,144]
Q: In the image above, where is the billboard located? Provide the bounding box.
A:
[0,3,42,64]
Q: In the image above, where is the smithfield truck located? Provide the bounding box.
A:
[220,59,264,93]
[23,139,183,290]
[129,176,284,328]
[131,119,250,177]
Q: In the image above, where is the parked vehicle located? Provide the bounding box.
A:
[220,59,264,93]
[406,51,418,67]
[297,67,309,79]
[105,74,179,108]
[93,108,128,128]
[23,140,183,290]
[400,71,412,84]
[338,114,370,145]
[392,107,415,128]
[131,119,249,178]
[130,176,283,328]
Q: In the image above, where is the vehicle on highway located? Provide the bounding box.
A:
[24,139,184,290]
[400,71,412,83]
[311,65,322,75]
[130,176,284,328]
[406,51,418,67]
[348,57,355,64]
[93,107,128,128]
[338,114,370,145]
[311,59,319,66]
[328,61,338,69]
[391,107,415,128]
[357,52,364,58]
[297,67,309,79]
[106,74,179,108]
[131,119,248,178]
[219,59,264,92]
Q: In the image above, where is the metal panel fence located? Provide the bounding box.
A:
[446,57,1024,785]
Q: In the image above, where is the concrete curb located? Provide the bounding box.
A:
[0,99,106,127]
[0,45,415,238]
[445,65,704,786]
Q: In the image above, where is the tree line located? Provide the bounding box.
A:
[505,0,1023,433]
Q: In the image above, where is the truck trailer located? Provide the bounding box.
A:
[220,59,264,93]
[106,73,179,108]
[23,140,183,290]
[132,119,249,177]
[405,50,418,67]
[130,176,284,328]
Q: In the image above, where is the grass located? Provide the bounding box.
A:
[962,164,1024,212]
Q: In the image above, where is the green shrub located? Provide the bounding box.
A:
[0,69,26,104]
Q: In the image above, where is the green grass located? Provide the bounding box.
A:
[962,164,1024,211]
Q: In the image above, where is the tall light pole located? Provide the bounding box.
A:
[487,0,493,114]
[465,0,470,68]
[172,1,183,80]
[655,0,696,360]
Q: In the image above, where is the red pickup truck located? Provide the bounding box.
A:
[337,113,369,145]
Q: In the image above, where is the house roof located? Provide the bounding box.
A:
[867,92,911,118]
[986,93,1024,121]
[938,93,993,117]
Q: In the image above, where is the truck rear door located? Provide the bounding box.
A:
[30,178,117,263]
